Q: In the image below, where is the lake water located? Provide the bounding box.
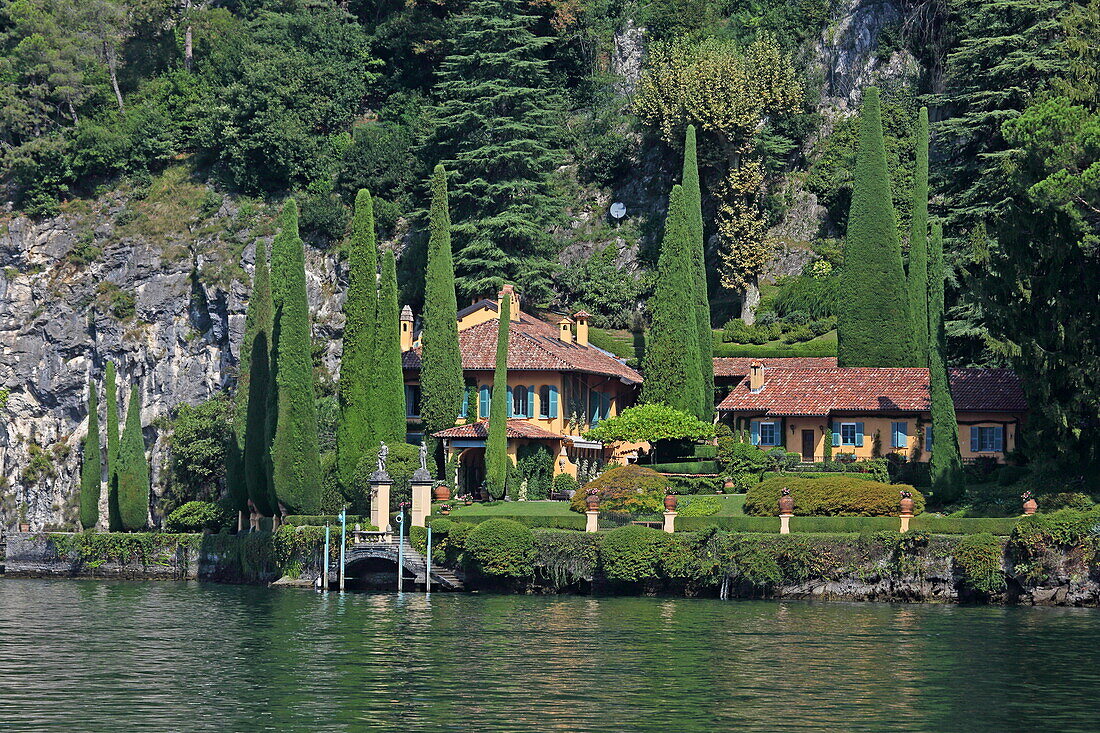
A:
[0,579,1097,731]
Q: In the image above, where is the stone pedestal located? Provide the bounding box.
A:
[900,513,913,533]
[585,510,599,533]
[663,511,677,534]
[779,513,792,535]
[370,471,393,533]
[410,469,432,528]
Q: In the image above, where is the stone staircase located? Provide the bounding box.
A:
[344,536,464,591]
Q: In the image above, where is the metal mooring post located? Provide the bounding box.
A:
[339,508,347,591]
[323,524,330,591]
[397,511,405,592]
[426,524,433,595]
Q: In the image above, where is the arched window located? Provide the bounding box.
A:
[512,385,528,418]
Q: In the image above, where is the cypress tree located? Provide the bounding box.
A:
[420,165,464,475]
[104,361,122,531]
[375,249,408,445]
[928,222,963,500]
[115,383,149,531]
[484,290,511,498]
[640,185,706,417]
[908,106,930,365]
[337,189,379,490]
[270,200,322,515]
[837,87,915,368]
[683,125,714,419]
[79,376,101,530]
[242,243,277,517]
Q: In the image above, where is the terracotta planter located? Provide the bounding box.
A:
[1023,498,1038,516]
[433,484,451,502]
[463,500,473,506]
[439,508,451,515]
[723,479,735,491]
[586,495,600,511]
[778,495,794,515]
[664,494,678,511]
[899,497,915,515]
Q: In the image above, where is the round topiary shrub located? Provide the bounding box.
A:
[743,476,925,516]
[570,464,668,515]
[165,501,232,533]
[552,472,580,498]
[598,525,673,582]
[463,518,536,577]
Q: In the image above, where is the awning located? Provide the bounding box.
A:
[567,436,603,450]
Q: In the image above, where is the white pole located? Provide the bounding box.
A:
[323,524,330,591]
[426,524,432,595]
[339,509,347,591]
[397,512,405,592]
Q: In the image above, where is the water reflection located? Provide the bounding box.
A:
[0,579,1097,732]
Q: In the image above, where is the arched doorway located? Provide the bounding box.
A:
[457,447,486,499]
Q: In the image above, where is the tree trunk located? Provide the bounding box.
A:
[106,43,124,113]
[741,278,761,325]
[183,0,193,71]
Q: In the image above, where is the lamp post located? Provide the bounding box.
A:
[396,509,405,593]
[339,507,347,591]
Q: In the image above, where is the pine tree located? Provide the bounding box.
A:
[116,383,149,531]
[640,185,706,417]
[337,189,379,491]
[484,290,511,498]
[375,248,408,445]
[928,222,963,499]
[104,361,122,531]
[837,87,915,368]
[908,106,930,365]
[79,376,101,530]
[420,164,464,474]
[425,0,563,302]
[270,200,322,515]
[242,242,277,517]
[682,125,714,418]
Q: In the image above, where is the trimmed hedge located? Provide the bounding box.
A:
[464,518,536,577]
[653,460,719,475]
[745,475,924,517]
[283,514,372,527]
[667,475,724,494]
[675,515,1018,535]
[439,514,586,530]
[761,471,877,482]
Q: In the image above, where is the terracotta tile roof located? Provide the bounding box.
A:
[948,368,1028,412]
[713,357,838,378]
[717,366,1027,416]
[432,419,566,440]
[403,310,642,383]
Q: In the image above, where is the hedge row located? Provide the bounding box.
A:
[745,476,924,517]
[675,515,1019,535]
[283,515,372,527]
[759,471,877,482]
[434,514,587,530]
[653,460,720,475]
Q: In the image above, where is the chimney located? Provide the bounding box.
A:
[400,305,414,352]
[749,361,764,393]
[573,311,590,347]
[497,283,520,321]
[557,318,573,343]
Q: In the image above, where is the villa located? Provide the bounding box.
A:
[717,361,1028,463]
[401,285,642,494]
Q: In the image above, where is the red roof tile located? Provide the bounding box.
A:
[432,419,566,440]
[713,357,838,378]
[404,310,642,383]
[717,366,1026,416]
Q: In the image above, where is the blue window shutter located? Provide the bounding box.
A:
[479,386,490,418]
[926,424,933,451]
[602,392,611,421]
[750,421,761,446]
[995,426,1004,452]
[900,421,908,448]
[459,387,468,418]
[507,386,514,418]
[831,422,841,447]
[529,385,536,418]
[971,427,980,452]
[548,385,558,418]
[855,422,865,447]
[404,385,413,417]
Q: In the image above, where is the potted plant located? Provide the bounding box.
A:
[722,475,735,492]
[433,482,452,502]
[438,503,452,515]
[664,487,678,511]
[777,486,794,515]
[459,493,473,506]
[585,487,600,511]
[1022,491,1038,516]
[899,490,915,516]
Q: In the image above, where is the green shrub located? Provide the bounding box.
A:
[571,464,669,515]
[652,460,719,474]
[724,442,769,476]
[532,529,599,587]
[744,475,924,516]
[995,465,1029,486]
[953,533,1005,594]
[165,501,232,533]
[598,525,673,582]
[463,518,536,577]
[449,514,587,530]
[552,473,579,497]
[679,496,721,517]
[667,475,723,494]
[1038,492,1094,512]
[781,325,815,344]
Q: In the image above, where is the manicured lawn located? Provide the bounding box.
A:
[711,493,746,515]
[443,500,575,516]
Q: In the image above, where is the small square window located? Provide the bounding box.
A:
[759,422,778,446]
[840,423,857,446]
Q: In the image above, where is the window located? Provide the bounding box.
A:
[479,385,490,419]
[512,385,529,418]
[971,426,1004,452]
[891,422,908,449]
[759,422,778,446]
[925,424,933,451]
[840,423,857,446]
[538,384,559,419]
[459,379,477,418]
[404,384,422,418]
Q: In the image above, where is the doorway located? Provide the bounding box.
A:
[801,430,815,462]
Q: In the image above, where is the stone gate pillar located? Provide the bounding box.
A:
[411,467,433,528]
[370,470,393,534]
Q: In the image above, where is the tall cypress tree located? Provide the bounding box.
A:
[837,87,915,367]
[116,383,149,531]
[682,125,714,419]
[337,189,379,490]
[79,376,101,530]
[242,242,277,517]
[484,290,511,499]
[375,249,408,445]
[104,361,122,531]
[270,200,322,515]
[425,0,563,302]
[908,106,930,365]
[420,164,464,474]
[928,222,963,500]
[640,185,706,417]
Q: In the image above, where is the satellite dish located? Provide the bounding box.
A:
[609,202,626,219]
